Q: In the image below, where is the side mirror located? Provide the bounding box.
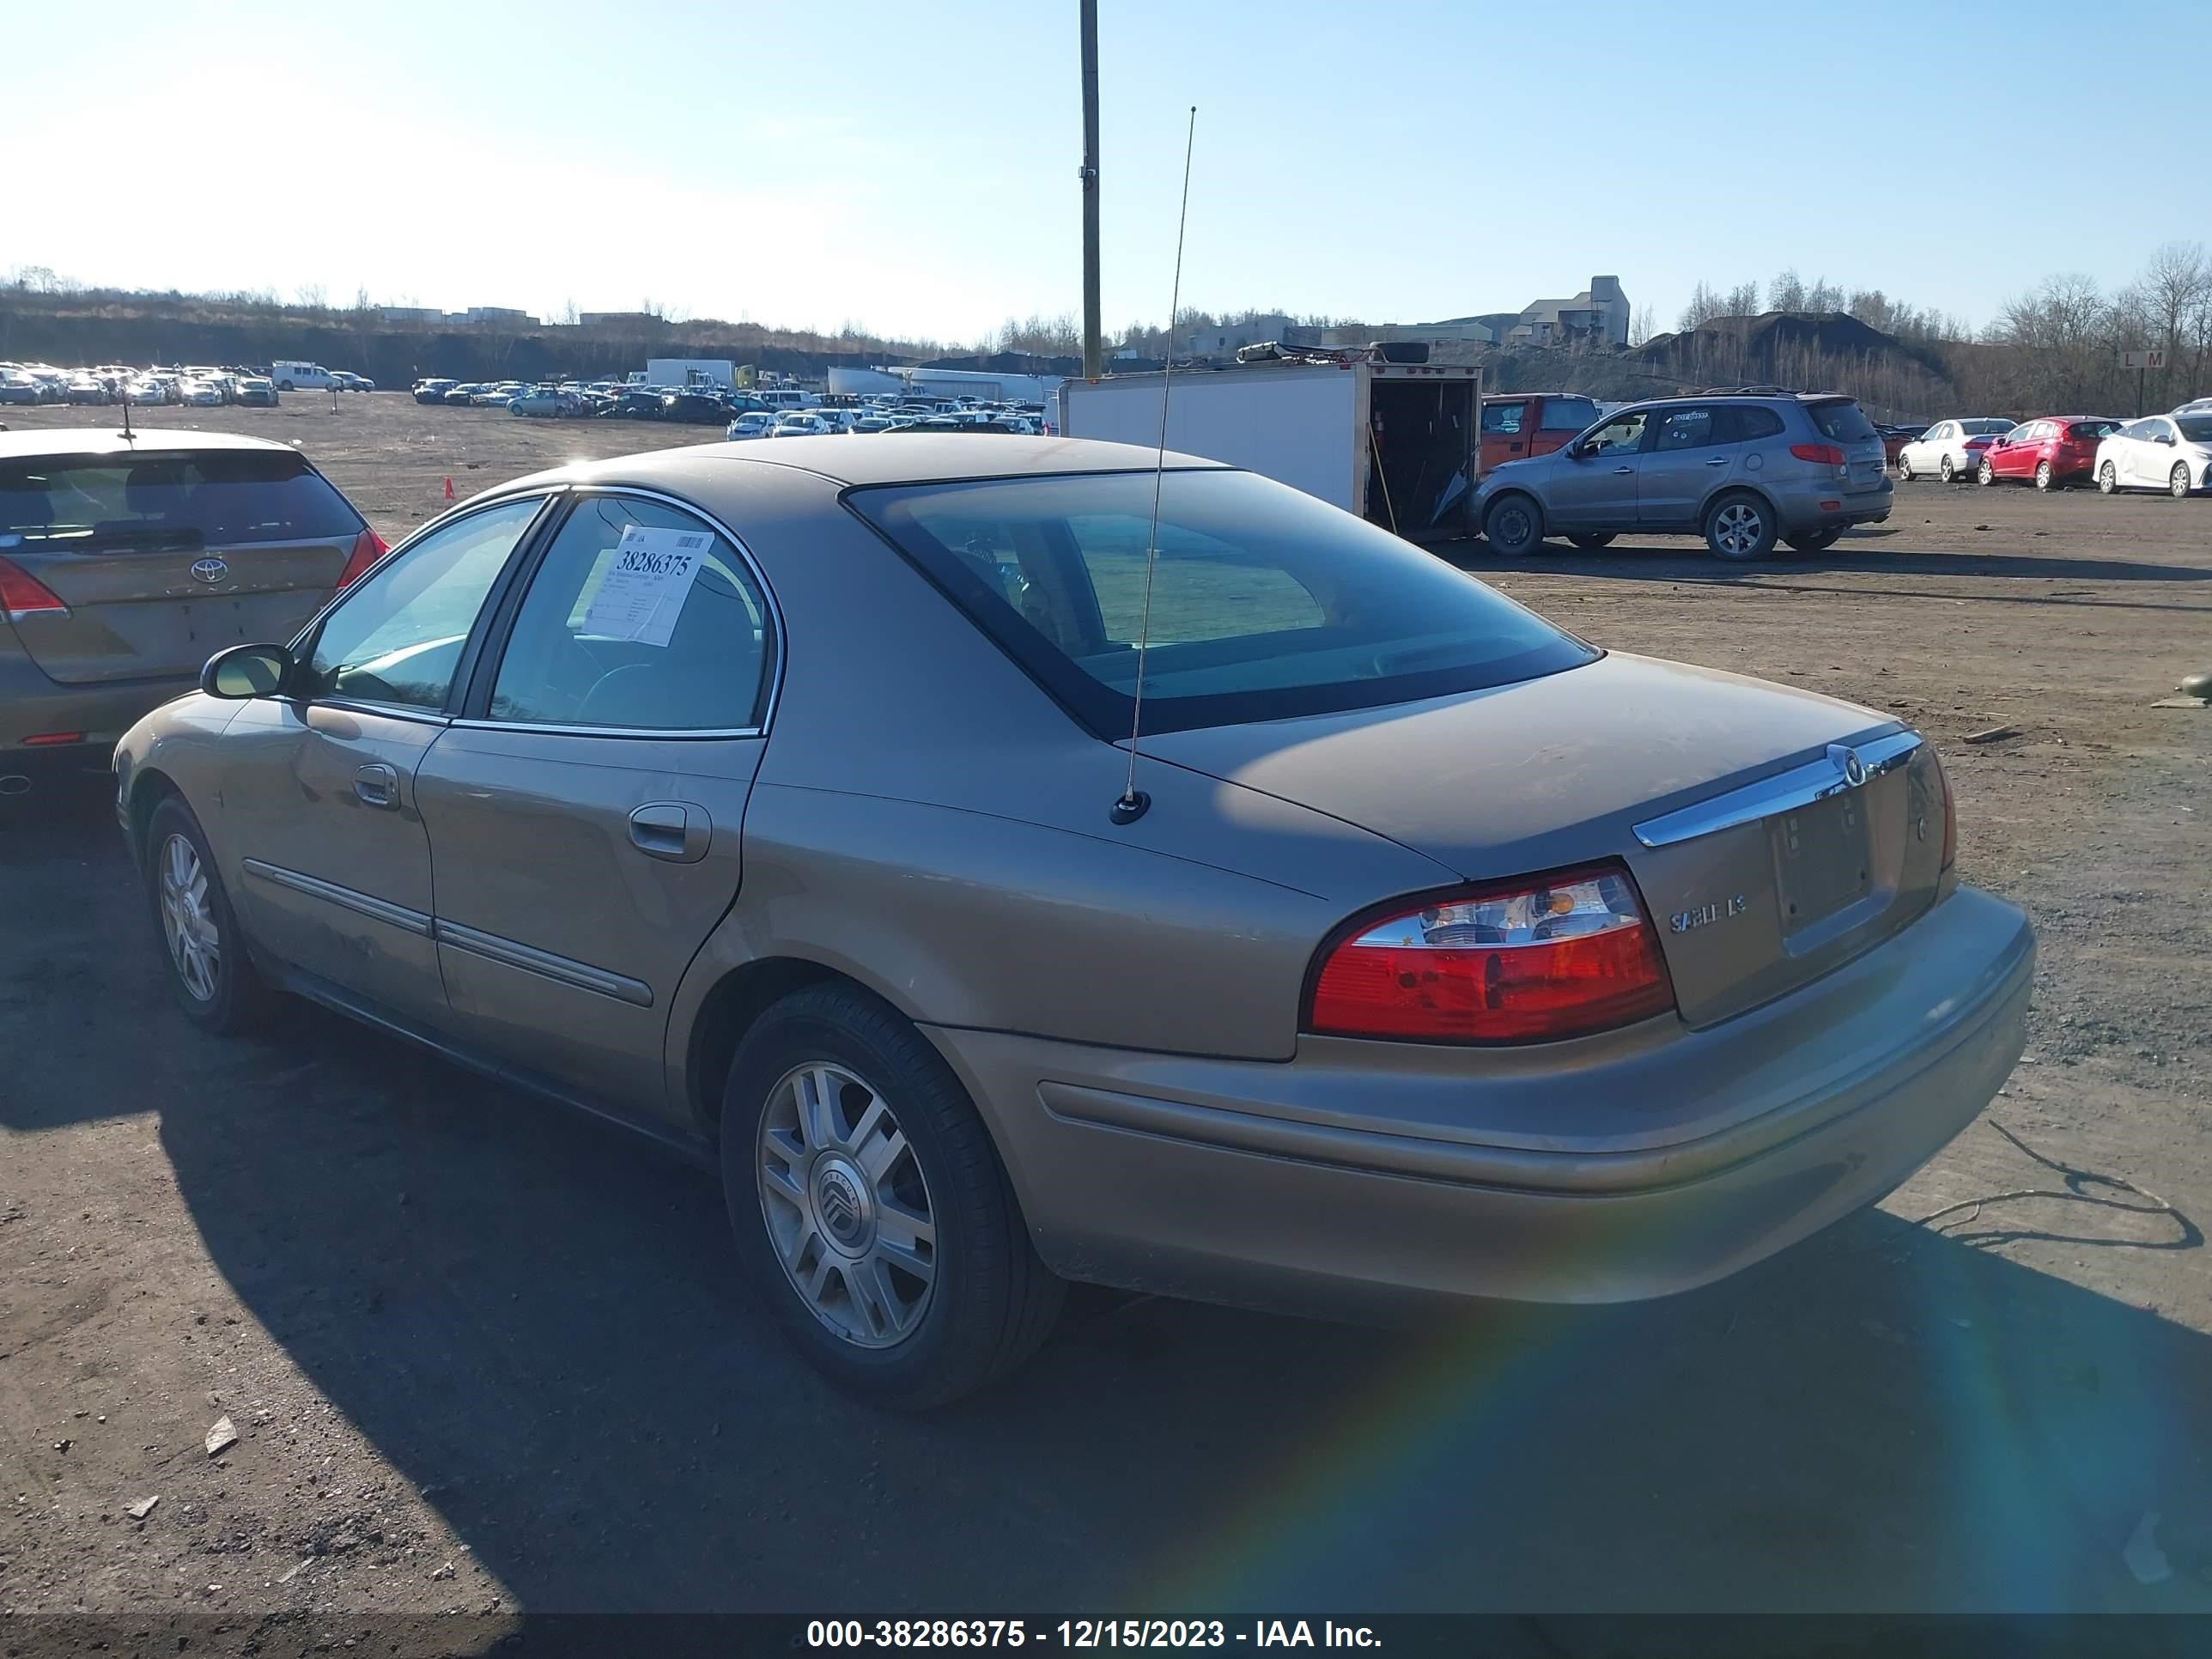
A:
[2157,432,2177,446]
[201,642,295,700]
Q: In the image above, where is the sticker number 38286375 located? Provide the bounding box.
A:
[580,526,711,647]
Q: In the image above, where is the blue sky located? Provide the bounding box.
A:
[10,0,2203,343]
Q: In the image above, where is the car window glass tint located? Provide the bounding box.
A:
[303,496,541,711]
[0,451,361,550]
[1538,398,1600,432]
[1656,410,1717,450]
[1808,400,1879,442]
[489,495,769,731]
[1480,402,1525,434]
[850,469,1596,736]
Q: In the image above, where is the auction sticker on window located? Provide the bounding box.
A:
[581,526,711,647]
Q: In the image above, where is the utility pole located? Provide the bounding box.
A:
[1079,0,1102,380]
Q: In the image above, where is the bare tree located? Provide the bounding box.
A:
[294,282,327,310]
[2141,240,2210,397]
[1770,269,1807,313]
[1628,304,1656,347]
[1723,279,1762,319]
[1677,281,1725,331]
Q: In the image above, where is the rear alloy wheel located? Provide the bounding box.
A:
[1978,459,1997,486]
[143,796,270,1034]
[1483,494,1544,556]
[2034,459,2056,491]
[1899,455,1916,482]
[721,983,1063,1408]
[1703,493,1778,562]
[2099,461,2118,495]
[1939,455,1956,483]
[1565,532,1616,551]
[1784,527,1843,554]
[2172,463,2194,500]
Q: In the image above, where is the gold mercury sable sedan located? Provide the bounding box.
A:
[113,435,2033,1407]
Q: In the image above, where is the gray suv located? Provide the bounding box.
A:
[1472,392,1893,561]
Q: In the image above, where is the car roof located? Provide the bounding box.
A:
[484,434,1227,500]
[0,427,301,461]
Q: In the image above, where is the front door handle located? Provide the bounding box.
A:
[354,762,399,810]
[1705,456,1731,466]
[1612,465,1633,475]
[629,801,711,864]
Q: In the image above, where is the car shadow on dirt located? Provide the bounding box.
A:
[13,769,2212,1614]
[1442,541,2212,587]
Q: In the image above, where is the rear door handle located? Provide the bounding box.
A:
[1705,456,1731,466]
[354,762,399,810]
[1612,465,1633,475]
[629,801,711,864]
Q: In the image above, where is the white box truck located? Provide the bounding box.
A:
[643,358,738,390]
[1060,360,1482,540]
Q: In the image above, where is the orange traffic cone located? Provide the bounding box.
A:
[442,477,455,501]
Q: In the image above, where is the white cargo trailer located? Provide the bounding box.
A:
[1060,361,1482,540]
[643,358,738,389]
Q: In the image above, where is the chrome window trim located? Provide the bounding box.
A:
[446,719,763,741]
[241,860,433,937]
[473,484,787,741]
[433,918,653,1008]
[311,699,453,727]
[1632,728,1921,849]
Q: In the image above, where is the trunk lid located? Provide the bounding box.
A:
[0,446,358,684]
[1139,653,1948,1028]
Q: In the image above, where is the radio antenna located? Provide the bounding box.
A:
[1110,103,1196,828]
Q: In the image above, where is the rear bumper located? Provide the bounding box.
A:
[928,886,2032,1316]
[1778,476,1892,530]
[0,646,194,761]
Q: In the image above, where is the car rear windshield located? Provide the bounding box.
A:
[1806,399,1879,442]
[2175,416,2212,443]
[1960,419,2014,436]
[0,450,362,550]
[2068,421,2123,441]
[848,468,1599,737]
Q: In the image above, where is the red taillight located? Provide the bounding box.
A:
[335,526,389,589]
[0,555,69,620]
[21,731,84,746]
[1933,750,1957,872]
[1305,863,1675,1044]
[1790,442,1846,466]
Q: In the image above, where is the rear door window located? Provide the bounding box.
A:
[0,450,363,552]
[1655,408,1720,450]
[1806,400,1879,442]
[485,495,773,732]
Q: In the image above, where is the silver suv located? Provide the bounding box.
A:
[1472,392,1893,561]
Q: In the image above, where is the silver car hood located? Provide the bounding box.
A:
[1133,652,1894,881]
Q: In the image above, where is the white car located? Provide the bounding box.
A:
[1897,418,2015,483]
[176,380,225,407]
[725,411,778,441]
[770,412,835,437]
[2094,413,2212,498]
[2172,397,2212,417]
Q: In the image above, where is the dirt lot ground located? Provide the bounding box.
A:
[3,396,2210,1640]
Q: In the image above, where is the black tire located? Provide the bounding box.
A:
[2034,459,2055,491]
[2099,461,2118,495]
[143,795,271,1034]
[1482,493,1545,556]
[1784,527,1843,554]
[1565,532,1616,551]
[276,380,295,392]
[1939,455,1956,483]
[1702,491,1778,562]
[2172,464,2193,501]
[720,982,1064,1409]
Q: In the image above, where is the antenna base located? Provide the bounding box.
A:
[1109,791,1152,825]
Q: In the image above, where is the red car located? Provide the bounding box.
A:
[1978,416,2126,490]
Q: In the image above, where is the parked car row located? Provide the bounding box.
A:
[5,422,2030,1408]
[1,359,373,409]
[1895,405,2211,497]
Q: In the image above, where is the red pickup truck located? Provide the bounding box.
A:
[1480,392,1603,473]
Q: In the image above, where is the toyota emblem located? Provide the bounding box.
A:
[189,556,230,586]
